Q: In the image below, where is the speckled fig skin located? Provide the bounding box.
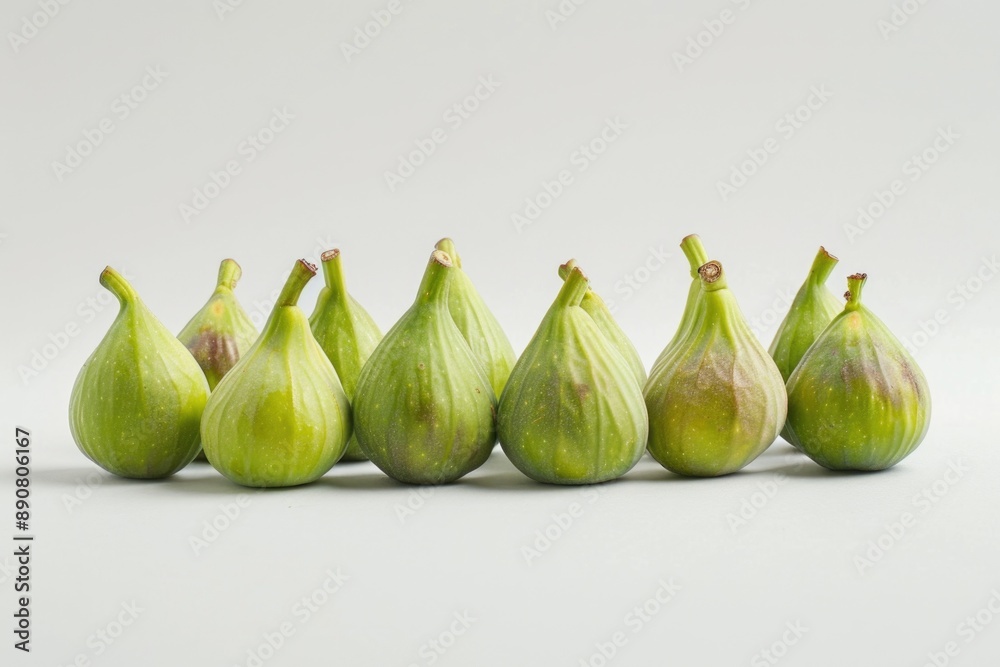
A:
[497,265,648,485]
[644,260,787,477]
[650,235,709,377]
[178,259,258,461]
[557,259,646,389]
[433,238,516,398]
[309,249,383,462]
[201,260,352,488]
[785,273,931,471]
[353,250,497,485]
[69,267,209,479]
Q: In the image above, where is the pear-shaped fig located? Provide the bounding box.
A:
[558,259,646,388]
[309,248,383,462]
[768,246,841,383]
[785,273,931,471]
[353,250,496,484]
[69,267,209,479]
[201,260,352,487]
[650,234,709,377]
[644,260,787,477]
[498,264,648,484]
[434,238,516,398]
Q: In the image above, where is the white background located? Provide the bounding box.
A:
[2,1,999,665]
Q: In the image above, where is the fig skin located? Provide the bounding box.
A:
[650,235,709,377]
[433,238,517,398]
[644,260,787,477]
[353,250,497,485]
[69,267,209,479]
[558,259,646,388]
[201,260,352,488]
[498,265,648,485]
[308,249,383,462]
[178,258,258,461]
[785,273,931,471]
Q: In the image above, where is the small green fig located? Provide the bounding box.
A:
[201,259,352,487]
[69,267,209,479]
[498,264,648,484]
[434,238,516,398]
[178,258,259,461]
[308,249,383,462]
[644,260,787,477]
[353,249,497,485]
[785,273,931,471]
[768,246,841,383]
[650,234,709,377]
[558,259,646,388]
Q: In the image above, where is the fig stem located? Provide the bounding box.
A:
[434,238,462,268]
[681,235,709,278]
[808,247,838,287]
[276,259,317,308]
[216,259,242,291]
[556,265,590,308]
[416,250,454,303]
[845,273,868,310]
[698,260,728,291]
[557,259,581,283]
[320,249,347,296]
[99,266,137,305]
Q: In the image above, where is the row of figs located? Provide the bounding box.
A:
[69,236,931,487]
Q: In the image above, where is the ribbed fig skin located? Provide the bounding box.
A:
[644,261,787,477]
[650,235,709,377]
[785,275,931,471]
[353,251,497,485]
[201,260,352,487]
[69,268,209,479]
[498,267,647,485]
[178,259,258,390]
[559,260,646,388]
[309,249,383,462]
[434,238,517,398]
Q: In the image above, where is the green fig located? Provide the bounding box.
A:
[644,260,787,477]
[308,249,383,462]
[353,250,496,485]
[69,267,209,479]
[650,234,709,377]
[201,259,352,488]
[768,246,841,383]
[497,264,648,485]
[785,273,931,471]
[433,238,516,397]
[558,259,646,388]
[178,259,259,461]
